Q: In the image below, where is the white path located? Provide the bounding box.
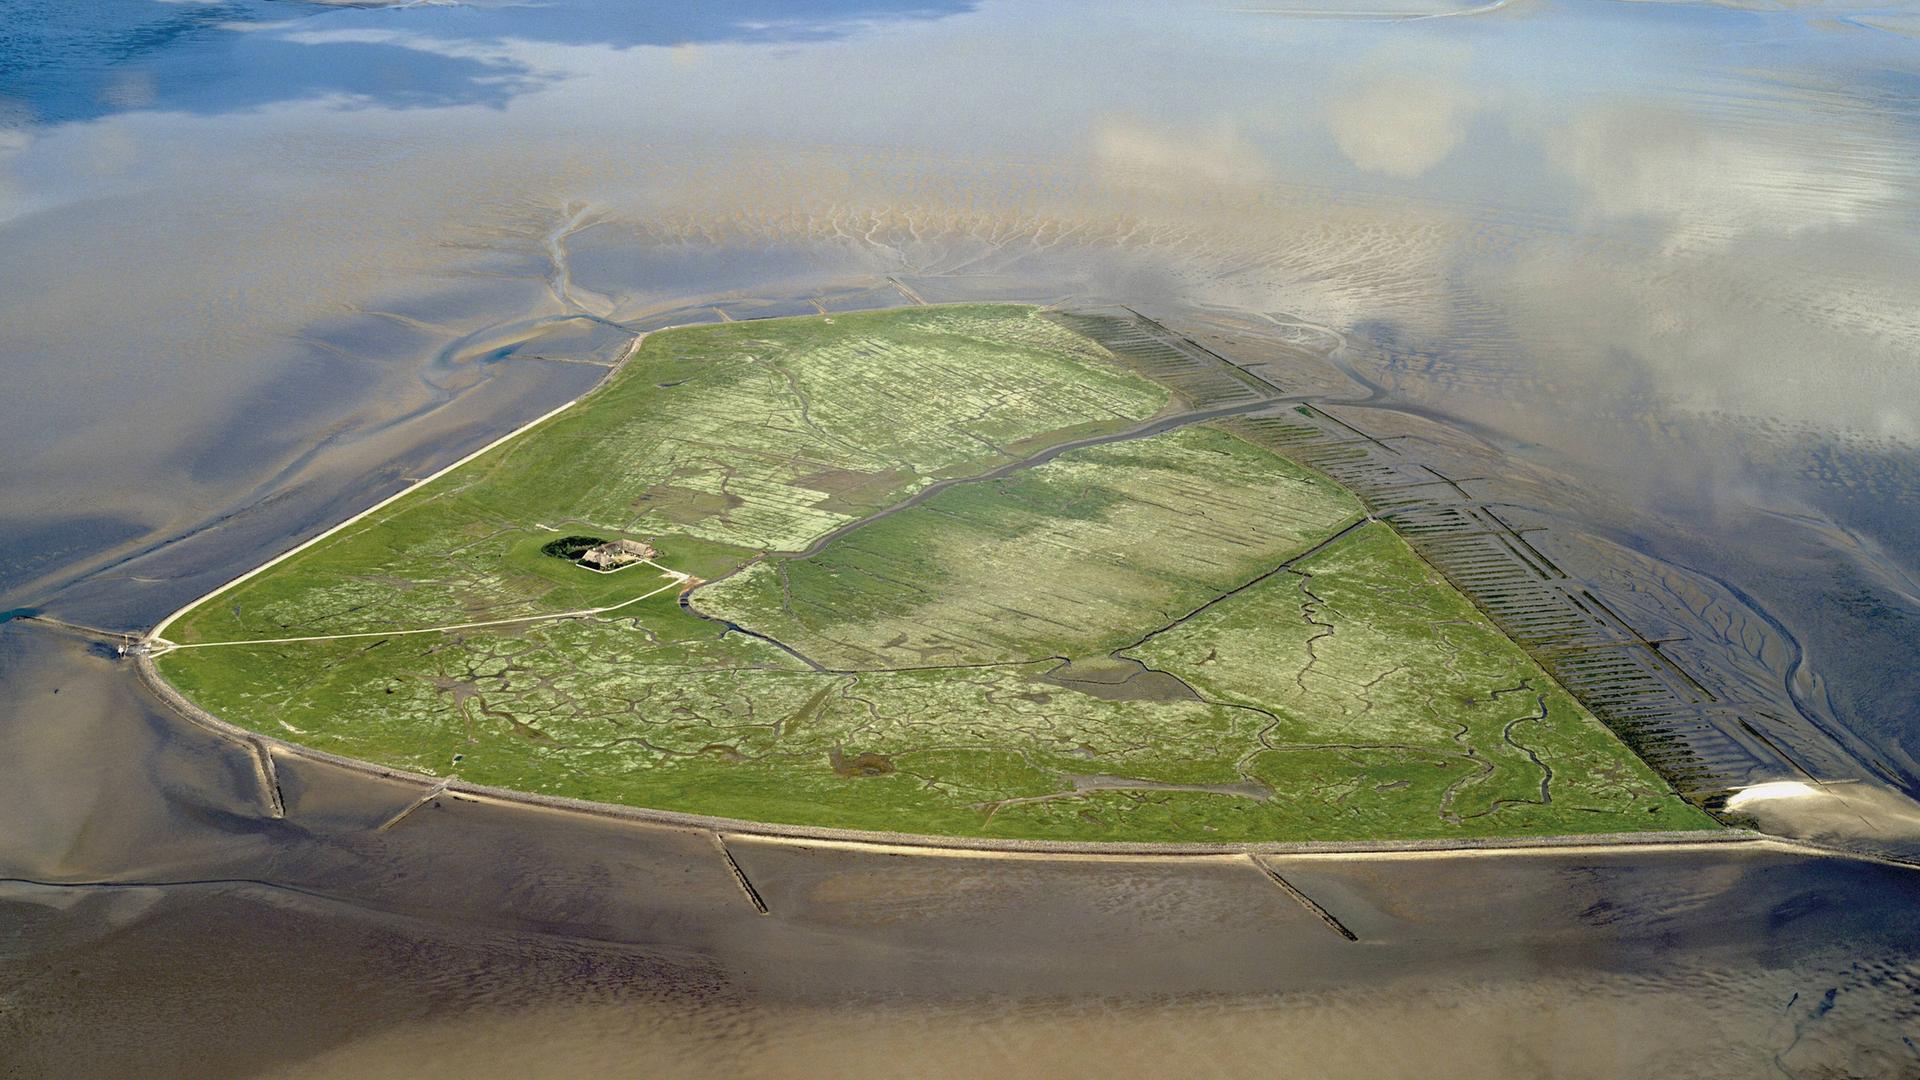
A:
[148,563,688,655]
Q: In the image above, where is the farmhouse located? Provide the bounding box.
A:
[580,538,656,570]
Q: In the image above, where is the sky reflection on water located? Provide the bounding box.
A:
[0,0,980,125]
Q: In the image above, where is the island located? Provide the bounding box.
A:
[148,305,1713,842]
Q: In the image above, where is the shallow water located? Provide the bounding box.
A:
[4,0,1920,1074]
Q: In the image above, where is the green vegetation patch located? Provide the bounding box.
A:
[1124,522,1708,833]
[695,425,1362,669]
[168,305,1167,644]
[154,305,1710,842]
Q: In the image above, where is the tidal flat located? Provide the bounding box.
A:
[7,1,1920,1075]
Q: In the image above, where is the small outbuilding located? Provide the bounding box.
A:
[580,538,657,570]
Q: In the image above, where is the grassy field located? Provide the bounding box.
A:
[156,305,1712,842]
[695,426,1363,669]
[169,305,1166,644]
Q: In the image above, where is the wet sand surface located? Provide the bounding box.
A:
[6,627,1920,1078]
[5,0,1920,1074]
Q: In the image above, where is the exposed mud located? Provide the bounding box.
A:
[828,747,897,778]
[1040,656,1202,703]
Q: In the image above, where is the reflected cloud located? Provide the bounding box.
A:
[0,0,978,128]
[1419,88,1920,445]
[1327,73,1477,177]
[1238,0,1523,21]
[1470,225,1920,442]
[0,106,30,225]
[0,3,545,124]
[1093,116,1271,193]
[1547,104,1900,247]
